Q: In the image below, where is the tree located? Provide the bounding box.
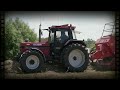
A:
[5,18,37,60]
[85,38,96,49]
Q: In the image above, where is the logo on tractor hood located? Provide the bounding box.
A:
[33,43,42,46]
[32,42,47,46]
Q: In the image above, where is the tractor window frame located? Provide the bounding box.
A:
[49,30,55,44]
[49,28,74,44]
[72,30,77,39]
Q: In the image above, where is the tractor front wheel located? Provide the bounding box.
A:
[20,51,44,73]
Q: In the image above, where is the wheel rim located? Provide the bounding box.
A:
[68,49,85,68]
[26,55,40,69]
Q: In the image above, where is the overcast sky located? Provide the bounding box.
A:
[5,11,115,41]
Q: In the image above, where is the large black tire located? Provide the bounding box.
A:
[19,51,44,73]
[61,43,89,72]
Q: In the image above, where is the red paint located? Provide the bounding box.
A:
[20,41,50,57]
[49,24,76,30]
[90,35,115,61]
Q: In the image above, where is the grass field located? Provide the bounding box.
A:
[4,60,117,79]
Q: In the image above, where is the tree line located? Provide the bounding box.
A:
[5,18,37,60]
[84,38,95,49]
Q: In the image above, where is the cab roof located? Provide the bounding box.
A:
[49,24,76,30]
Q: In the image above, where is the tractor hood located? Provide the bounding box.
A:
[20,41,49,47]
[20,41,49,52]
[20,41,50,55]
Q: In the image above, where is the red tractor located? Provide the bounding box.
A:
[15,24,89,73]
[90,22,115,70]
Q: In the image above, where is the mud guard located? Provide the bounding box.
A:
[15,48,46,63]
[30,48,46,62]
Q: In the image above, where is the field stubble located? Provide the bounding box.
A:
[4,60,116,79]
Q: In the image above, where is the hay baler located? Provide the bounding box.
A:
[90,22,115,70]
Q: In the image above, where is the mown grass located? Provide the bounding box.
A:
[4,60,116,79]
[5,71,116,79]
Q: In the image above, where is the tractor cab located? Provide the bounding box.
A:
[48,24,76,43]
[47,24,77,57]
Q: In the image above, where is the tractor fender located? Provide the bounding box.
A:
[19,48,46,62]
[18,50,30,62]
[64,39,86,47]
[30,48,46,62]
[60,39,87,55]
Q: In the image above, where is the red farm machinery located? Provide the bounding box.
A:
[15,24,89,73]
[89,22,115,70]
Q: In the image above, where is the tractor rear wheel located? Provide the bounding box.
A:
[62,43,89,72]
[20,51,44,73]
